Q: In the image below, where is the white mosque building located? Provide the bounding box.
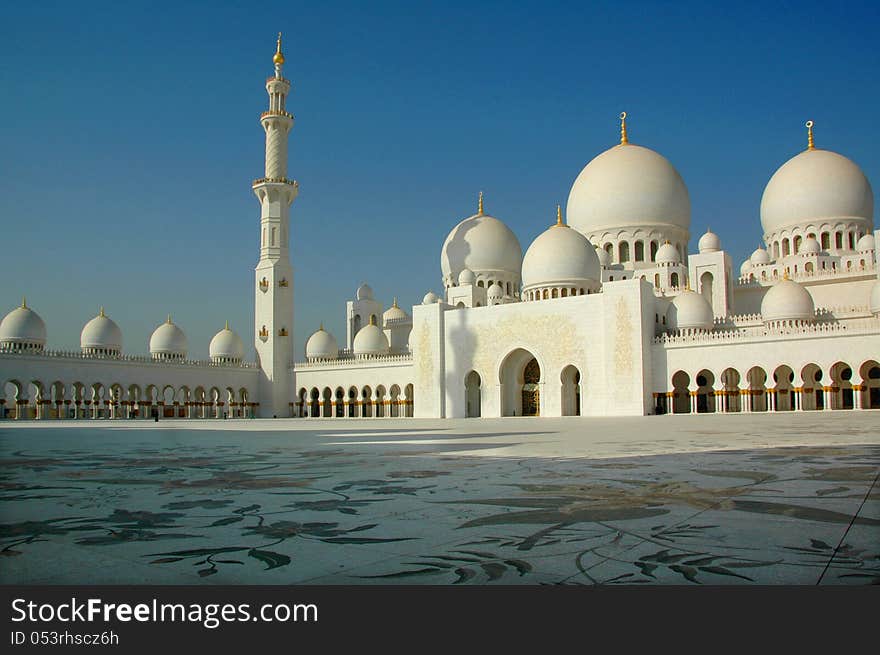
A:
[1,37,878,421]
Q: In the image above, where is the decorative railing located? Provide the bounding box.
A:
[266,76,290,85]
[294,352,413,369]
[654,316,880,346]
[260,110,294,120]
[736,260,876,286]
[252,176,299,187]
[384,316,412,327]
[0,348,259,369]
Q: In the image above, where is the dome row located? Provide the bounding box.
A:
[0,303,245,363]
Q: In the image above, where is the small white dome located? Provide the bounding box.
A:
[596,246,611,267]
[305,325,338,360]
[149,317,188,358]
[80,308,122,353]
[458,268,476,286]
[870,280,880,315]
[209,322,244,362]
[698,228,721,253]
[761,277,815,323]
[739,259,753,277]
[666,289,714,331]
[522,218,600,291]
[383,298,408,322]
[352,318,389,356]
[761,147,873,237]
[440,201,522,285]
[655,241,681,264]
[750,247,771,265]
[0,300,46,348]
[487,282,504,299]
[857,233,875,252]
[567,142,691,237]
[356,283,374,301]
[422,291,439,305]
[799,237,821,254]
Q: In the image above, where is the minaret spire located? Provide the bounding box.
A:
[253,32,297,418]
[273,32,285,77]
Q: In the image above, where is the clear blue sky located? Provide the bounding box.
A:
[2,0,878,358]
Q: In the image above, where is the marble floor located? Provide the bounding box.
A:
[1,412,878,585]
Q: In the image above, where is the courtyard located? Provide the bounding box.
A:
[1,412,877,585]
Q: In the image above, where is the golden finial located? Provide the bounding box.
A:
[477,191,484,215]
[805,120,814,150]
[619,112,628,145]
[555,204,563,227]
[21,296,27,309]
[319,322,324,331]
[369,315,377,326]
[273,32,285,66]
[167,314,172,324]
[225,319,230,330]
[99,306,105,317]
[393,296,398,308]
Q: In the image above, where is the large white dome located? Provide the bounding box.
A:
[0,300,46,349]
[149,317,188,358]
[761,278,815,323]
[698,228,721,253]
[80,308,122,353]
[567,143,690,236]
[440,203,522,286]
[666,289,713,331]
[760,148,873,237]
[352,319,389,357]
[522,213,600,292]
[209,322,244,362]
[383,298,408,323]
[305,325,338,360]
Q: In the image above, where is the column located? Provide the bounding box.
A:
[740,388,751,413]
[823,387,833,411]
[853,384,863,410]
[689,391,697,414]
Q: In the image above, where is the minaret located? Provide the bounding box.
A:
[253,32,298,417]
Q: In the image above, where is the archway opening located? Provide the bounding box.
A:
[560,365,581,416]
[671,371,690,413]
[695,370,715,413]
[860,361,880,409]
[499,349,541,417]
[465,371,481,418]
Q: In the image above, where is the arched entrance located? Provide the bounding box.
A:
[465,371,481,418]
[671,371,690,414]
[499,349,541,417]
[560,365,581,416]
[860,361,880,409]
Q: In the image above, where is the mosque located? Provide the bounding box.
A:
[1,36,878,421]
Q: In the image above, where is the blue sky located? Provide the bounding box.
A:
[2,0,878,358]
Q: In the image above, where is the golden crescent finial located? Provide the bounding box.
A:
[478,191,484,215]
[273,32,285,66]
[21,296,27,309]
[805,120,814,150]
[619,111,628,145]
[99,306,105,317]
[555,204,563,226]
[393,296,398,308]
[167,314,172,324]
[319,321,324,331]
[225,319,229,330]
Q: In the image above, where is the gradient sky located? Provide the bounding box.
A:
[2,0,878,359]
